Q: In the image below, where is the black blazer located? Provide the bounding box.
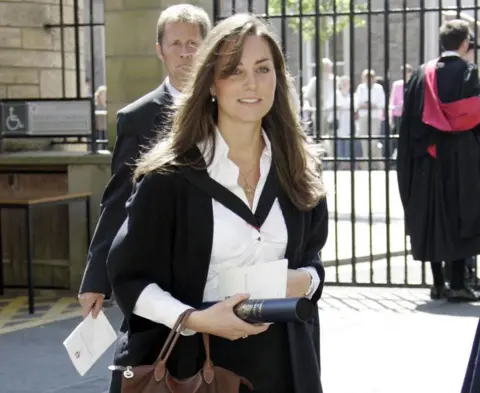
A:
[106,149,329,393]
[79,83,173,296]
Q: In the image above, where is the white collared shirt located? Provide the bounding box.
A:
[354,82,386,119]
[441,51,461,58]
[165,77,182,104]
[132,128,320,332]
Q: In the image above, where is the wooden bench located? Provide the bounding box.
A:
[0,192,91,314]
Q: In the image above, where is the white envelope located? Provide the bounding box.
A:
[63,311,118,376]
[217,258,288,300]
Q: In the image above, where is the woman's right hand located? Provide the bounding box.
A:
[183,293,270,341]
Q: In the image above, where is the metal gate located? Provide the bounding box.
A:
[213,0,479,288]
[41,0,106,152]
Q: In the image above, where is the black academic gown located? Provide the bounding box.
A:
[106,148,329,393]
[462,319,480,393]
[397,55,480,262]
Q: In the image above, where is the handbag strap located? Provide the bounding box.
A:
[154,309,215,382]
[202,333,214,383]
[202,333,211,363]
[155,308,195,364]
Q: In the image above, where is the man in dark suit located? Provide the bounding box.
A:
[397,19,480,302]
[78,4,212,317]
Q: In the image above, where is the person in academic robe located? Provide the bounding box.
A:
[106,13,328,393]
[462,319,480,393]
[77,5,212,317]
[397,19,480,302]
[460,40,480,393]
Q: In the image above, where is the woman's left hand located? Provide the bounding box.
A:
[286,269,311,298]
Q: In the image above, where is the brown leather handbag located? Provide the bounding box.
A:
[118,309,253,393]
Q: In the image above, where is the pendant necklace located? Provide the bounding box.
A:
[240,167,256,196]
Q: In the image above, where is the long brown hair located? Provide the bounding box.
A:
[135,13,325,211]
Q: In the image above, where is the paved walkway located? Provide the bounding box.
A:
[322,170,408,262]
[0,290,81,335]
[320,287,480,393]
[1,286,479,393]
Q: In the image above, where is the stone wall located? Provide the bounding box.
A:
[0,0,86,100]
[0,0,87,152]
[348,0,425,86]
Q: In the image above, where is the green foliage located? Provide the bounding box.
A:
[267,0,366,41]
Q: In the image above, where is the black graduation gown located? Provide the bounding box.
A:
[462,319,480,393]
[397,56,480,262]
[106,148,329,393]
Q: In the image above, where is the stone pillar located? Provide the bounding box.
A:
[0,0,86,151]
[105,0,213,149]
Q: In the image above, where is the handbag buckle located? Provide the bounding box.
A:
[123,366,134,379]
[108,365,135,379]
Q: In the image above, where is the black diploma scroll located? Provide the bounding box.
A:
[200,297,314,323]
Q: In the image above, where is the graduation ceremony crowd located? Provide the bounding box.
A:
[75,4,480,392]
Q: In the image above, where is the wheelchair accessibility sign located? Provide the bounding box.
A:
[0,99,92,136]
[1,103,28,134]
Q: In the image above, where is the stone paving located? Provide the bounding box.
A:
[1,285,479,393]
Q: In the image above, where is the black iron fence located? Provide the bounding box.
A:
[214,1,479,288]
[44,0,106,152]
[0,0,107,153]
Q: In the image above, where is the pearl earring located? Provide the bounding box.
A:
[212,95,216,102]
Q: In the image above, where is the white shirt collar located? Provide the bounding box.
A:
[197,127,272,187]
[441,50,461,58]
[165,77,182,103]
[200,127,272,165]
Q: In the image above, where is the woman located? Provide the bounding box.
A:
[324,75,353,169]
[354,69,385,169]
[374,76,387,158]
[107,14,328,393]
[94,85,107,148]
